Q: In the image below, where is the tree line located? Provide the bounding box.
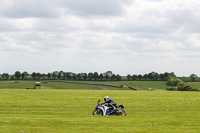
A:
[126,72,169,81]
[0,71,122,81]
[127,72,199,82]
[0,71,198,82]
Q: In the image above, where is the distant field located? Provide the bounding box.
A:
[0,80,167,90]
[51,80,167,90]
[0,81,99,90]
[0,89,200,133]
[179,77,200,82]
[187,82,200,90]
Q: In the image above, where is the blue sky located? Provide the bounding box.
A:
[0,0,200,76]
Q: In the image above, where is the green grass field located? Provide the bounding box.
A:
[60,80,168,90]
[0,81,101,90]
[187,82,200,90]
[0,81,200,132]
[0,80,168,90]
[179,77,200,82]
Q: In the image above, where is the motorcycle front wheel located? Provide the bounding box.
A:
[120,109,127,116]
[92,109,103,115]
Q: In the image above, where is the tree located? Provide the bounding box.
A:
[103,71,113,81]
[105,74,109,81]
[36,73,41,79]
[52,71,59,80]
[116,74,122,81]
[11,75,14,80]
[58,73,62,80]
[83,73,88,80]
[31,72,37,80]
[93,72,99,81]
[41,73,46,79]
[99,73,104,81]
[58,71,64,80]
[147,73,154,80]
[190,74,198,82]
[62,72,66,80]
[147,71,159,80]
[77,73,82,80]
[111,74,116,81]
[105,71,112,77]
[154,72,160,80]
[164,72,169,80]
[47,73,52,79]
[65,72,72,80]
[160,74,165,81]
[143,74,148,81]
[137,74,143,80]
[22,71,29,80]
[132,75,137,80]
[72,73,77,80]
[2,73,9,80]
[88,73,93,81]
[15,71,21,80]
[166,73,198,91]
[127,74,131,81]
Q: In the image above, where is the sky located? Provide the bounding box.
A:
[0,0,200,76]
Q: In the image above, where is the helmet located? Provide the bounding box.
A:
[104,96,110,102]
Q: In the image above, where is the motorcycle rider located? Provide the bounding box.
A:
[101,96,117,113]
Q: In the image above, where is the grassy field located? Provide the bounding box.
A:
[187,82,200,90]
[0,89,200,132]
[0,81,200,132]
[0,80,168,90]
[48,80,168,90]
[0,81,100,90]
[179,77,200,82]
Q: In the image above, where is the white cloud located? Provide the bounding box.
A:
[60,0,131,16]
[0,0,61,18]
[187,34,200,49]
[0,0,200,76]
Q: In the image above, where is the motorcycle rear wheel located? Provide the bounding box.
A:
[93,109,103,115]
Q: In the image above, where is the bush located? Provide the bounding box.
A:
[167,73,199,91]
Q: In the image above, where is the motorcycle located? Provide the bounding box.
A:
[92,99,127,116]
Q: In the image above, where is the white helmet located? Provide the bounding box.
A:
[104,96,110,102]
